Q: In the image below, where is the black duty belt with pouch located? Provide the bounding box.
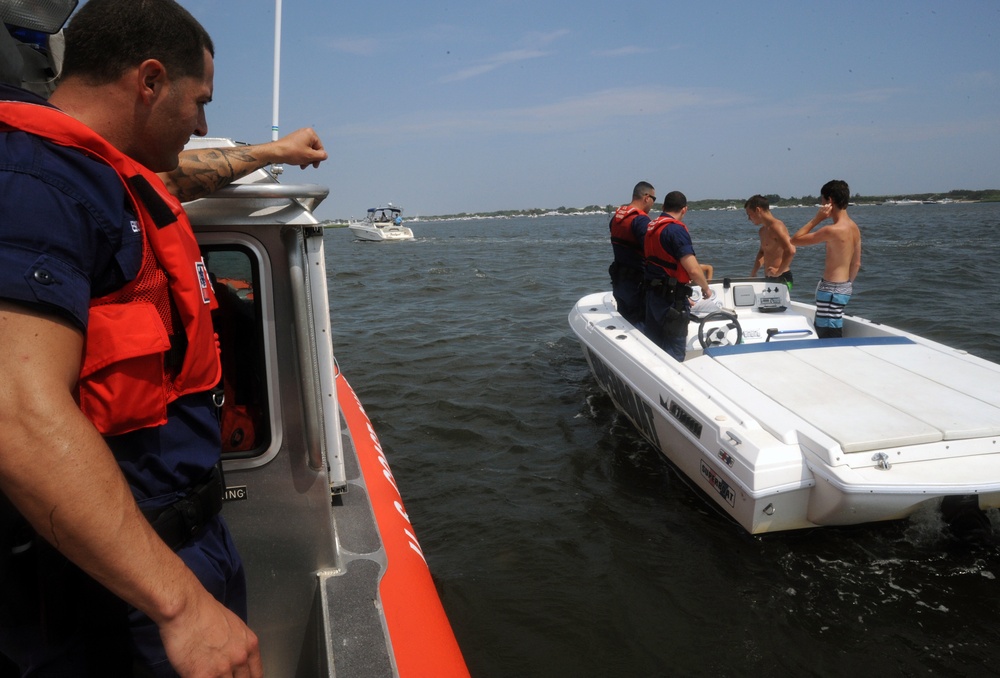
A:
[142,464,224,551]
[647,276,691,302]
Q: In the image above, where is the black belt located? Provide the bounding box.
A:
[647,277,691,301]
[142,466,224,551]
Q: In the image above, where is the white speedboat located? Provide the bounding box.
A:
[349,205,414,242]
[569,279,1000,534]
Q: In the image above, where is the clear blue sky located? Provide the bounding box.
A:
[183,0,1000,220]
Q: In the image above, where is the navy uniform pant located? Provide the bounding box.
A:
[612,279,645,326]
[0,515,245,678]
[643,293,690,362]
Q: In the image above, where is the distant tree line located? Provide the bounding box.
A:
[325,189,999,223]
[688,189,1000,211]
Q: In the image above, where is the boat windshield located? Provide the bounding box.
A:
[370,207,402,223]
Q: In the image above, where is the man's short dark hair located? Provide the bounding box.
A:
[661,191,687,213]
[61,0,214,84]
[631,181,654,201]
[821,180,850,209]
[744,194,769,211]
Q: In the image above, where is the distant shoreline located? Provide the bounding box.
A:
[322,189,999,226]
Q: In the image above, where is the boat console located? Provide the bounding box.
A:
[686,278,815,353]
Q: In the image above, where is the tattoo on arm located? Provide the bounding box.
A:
[167,147,262,202]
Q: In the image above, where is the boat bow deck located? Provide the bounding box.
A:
[694,337,1000,457]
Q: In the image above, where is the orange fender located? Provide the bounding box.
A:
[336,373,469,677]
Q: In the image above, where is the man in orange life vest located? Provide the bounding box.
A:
[608,181,655,327]
[642,191,713,361]
[0,1,325,675]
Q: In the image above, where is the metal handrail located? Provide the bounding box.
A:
[207,183,329,200]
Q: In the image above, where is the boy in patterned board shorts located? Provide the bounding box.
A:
[790,180,862,338]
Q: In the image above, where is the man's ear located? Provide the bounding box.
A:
[136,59,168,103]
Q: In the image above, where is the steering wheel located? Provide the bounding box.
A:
[697,311,743,348]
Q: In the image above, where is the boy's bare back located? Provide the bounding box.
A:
[820,213,861,282]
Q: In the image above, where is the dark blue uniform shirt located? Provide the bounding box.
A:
[0,85,141,329]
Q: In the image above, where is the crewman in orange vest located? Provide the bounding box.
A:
[642,191,713,361]
[609,181,656,326]
[0,1,325,675]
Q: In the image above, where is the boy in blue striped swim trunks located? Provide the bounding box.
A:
[790,180,862,338]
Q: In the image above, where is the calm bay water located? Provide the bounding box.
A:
[326,203,1000,677]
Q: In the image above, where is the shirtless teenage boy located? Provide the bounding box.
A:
[790,180,862,338]
[745,194,795,288]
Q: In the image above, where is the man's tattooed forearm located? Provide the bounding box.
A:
[168,148,262,202]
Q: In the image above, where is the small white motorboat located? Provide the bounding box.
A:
[569,278,1000,534]
[349,204,414,242]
